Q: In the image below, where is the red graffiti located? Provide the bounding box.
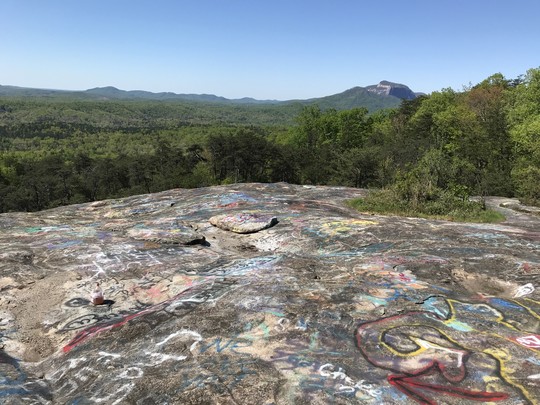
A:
[513,334,540,349]
[356,310,511,404]
[388,366,509,405]
[63,279,223,353]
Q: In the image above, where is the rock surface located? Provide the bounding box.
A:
[0,183,539,404]
[209,212,278,233]
[365,80,419,100]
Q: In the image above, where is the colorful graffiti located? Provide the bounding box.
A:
[62,277,237,353]
[1,184,539,403]
[356,296,540,404]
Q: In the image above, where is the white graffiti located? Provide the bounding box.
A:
[97,351,122,365]
[46,331,203,403]
[116,367,144,380]
[514,283,535,298]
[318,363,382,398]
[516,335,540,348]
[74,366,100,383]
[144,352,187,365]
[155,329,203,353]
[413,337,466,367]
[56,379,79,396]
[89,382,134,405]
[275,318,290,332]
[47,356,88,381]
[91,260,107,278]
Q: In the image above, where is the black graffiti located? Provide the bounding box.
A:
[60,313,122,331]
[63,278,237,351]
[64,297,91,307]
[60,300,150,332]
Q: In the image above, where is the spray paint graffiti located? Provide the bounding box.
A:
[513,335,540,349]
[198,255,280,277]
[3,184,540,403]
[318,363,382,398]
[356,315,510,404]
[62,278,236,353]
[356,296,540,404]
[49,329,203,404]
[514,283,535,298]
[60,256,280,352]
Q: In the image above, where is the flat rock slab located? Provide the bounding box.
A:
[125,221,206,245]
[209,212,278,233]
[0,183,539,404]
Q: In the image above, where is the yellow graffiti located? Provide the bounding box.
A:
[320,219,377,236]
[360,296,540,403]
[484,347,533,404]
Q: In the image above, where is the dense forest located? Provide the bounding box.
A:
[0,68,539,213]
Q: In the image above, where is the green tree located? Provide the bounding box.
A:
[506,68,540,203]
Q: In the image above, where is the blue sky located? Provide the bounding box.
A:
[2,0,539,100]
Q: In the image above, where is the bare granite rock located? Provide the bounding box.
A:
[209,212,278,233]
[0,183,539,404]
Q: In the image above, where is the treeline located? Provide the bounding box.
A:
[280,69,539,207]
[0,68,539,212]
[0,98,303,134]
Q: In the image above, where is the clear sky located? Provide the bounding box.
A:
[2,0,539,100]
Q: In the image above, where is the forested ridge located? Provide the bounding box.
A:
[0,68,539,213]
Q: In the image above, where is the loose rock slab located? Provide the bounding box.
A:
[125,221,206,245]
[209,212,278,233]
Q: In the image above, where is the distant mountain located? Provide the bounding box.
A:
[0,81,422,112]
[0,85,76,98]
[84,86,234,103]
[365,80,423,100]
[302,85,403,111]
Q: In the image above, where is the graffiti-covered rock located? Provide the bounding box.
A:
[0,183,539,404]
[209,212,278,233]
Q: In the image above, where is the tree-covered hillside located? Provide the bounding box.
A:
[0,83,404,111]
[0,68,539,213]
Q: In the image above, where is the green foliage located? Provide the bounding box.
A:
[511,165,540,205]
[0,98,299,136]
[285,105,376,185]
[506,68,540,202]
[0,68,539,214]
[304,86,401,111]
[182,162,213,188]
[347,188,505,223]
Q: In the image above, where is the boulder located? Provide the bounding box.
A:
[209,213,278,233]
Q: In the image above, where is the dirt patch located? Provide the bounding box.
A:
[8,271,70,361]
[450,267,519,297]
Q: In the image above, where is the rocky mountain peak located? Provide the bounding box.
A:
[366,80,418,100]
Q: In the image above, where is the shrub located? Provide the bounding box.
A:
[347,186,505,223]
